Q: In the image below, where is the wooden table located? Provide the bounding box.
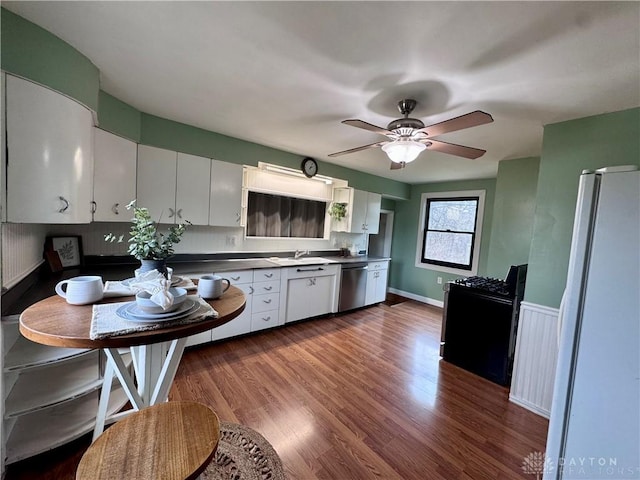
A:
[76,401,220,480]
[20,286,245,440]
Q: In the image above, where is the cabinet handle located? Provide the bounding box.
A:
[265,273,273,278]
[297,267,324,272]
[90,201,97,214]
[177,208,183,219]
[231,276,241,281]
[307,278,316,286]
[58,196,70,213]
[168,208,175,218]
[236,212,241,222]
[263,298,272,304]
[112,203,120,215]
[262,316,271,321]
[249,286,254,294]
[264,286,273,291]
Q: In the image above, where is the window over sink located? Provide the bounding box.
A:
[246,191,328,238]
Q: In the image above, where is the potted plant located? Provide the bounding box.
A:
[105,200,189,276]
[328,202,347,222]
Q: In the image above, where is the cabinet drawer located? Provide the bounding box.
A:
[252,292,280,313]
[253,280,280,295]
[251,309,279,332]
[368,261,389,271]
[253,268,281,282]
[224,270,253,285]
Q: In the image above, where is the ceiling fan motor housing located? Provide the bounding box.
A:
[386,117,425,136]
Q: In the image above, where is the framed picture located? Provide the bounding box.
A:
[45,236,84,269]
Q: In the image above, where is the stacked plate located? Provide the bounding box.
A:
[116,298,200,323]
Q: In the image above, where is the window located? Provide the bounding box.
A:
[246,191,327,238]
[415,190,485,275]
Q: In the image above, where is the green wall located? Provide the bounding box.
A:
[0,8,100,111]
[525,108,640,308]
[97,91,142,142]
[486,157,540,278]
[389,178,496,302]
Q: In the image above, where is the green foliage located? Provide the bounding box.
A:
[104,200,189,261]
[328,202,347,221]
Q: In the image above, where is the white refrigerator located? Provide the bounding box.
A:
[543,166,640,480]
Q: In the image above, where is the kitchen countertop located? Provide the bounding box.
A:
[1,253,390,316]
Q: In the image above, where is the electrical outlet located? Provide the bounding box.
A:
[226,235,237,247]
[437,277,443,285]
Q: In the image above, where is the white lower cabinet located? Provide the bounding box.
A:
[1,316,129,472]
[365,261,389,305]
[282,265,340,323]
[251,269,281,333]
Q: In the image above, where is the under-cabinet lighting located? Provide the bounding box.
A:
[263,164,333,184]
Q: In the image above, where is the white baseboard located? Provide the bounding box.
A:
[509,394,551,418]
[387,287,444,308]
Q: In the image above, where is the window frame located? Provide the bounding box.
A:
[414,190,486,275]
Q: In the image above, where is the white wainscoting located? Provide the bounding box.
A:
[1,223,46,289]
[509,301,559,418]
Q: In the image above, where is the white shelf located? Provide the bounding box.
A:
[4,352,101,418]
[6,384,129,464]
[4,335,92,372]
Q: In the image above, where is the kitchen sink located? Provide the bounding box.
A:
[266,256,337,267]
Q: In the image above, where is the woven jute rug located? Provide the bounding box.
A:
[198,421,286,480]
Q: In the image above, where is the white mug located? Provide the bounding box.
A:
[55,276,104,305]
[198,274,230,299]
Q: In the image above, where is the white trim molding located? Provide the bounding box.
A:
[387,287,444,308]
[509,301,560,418]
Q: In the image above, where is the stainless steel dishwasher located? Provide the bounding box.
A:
[338,262,368,312]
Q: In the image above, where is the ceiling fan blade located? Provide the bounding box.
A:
[418,111,493,137]
[390,161,405,170]
[342,119,392,136]
[328,141,388,157]
[425,139,487,159]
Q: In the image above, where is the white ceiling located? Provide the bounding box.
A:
[4,1,639,184]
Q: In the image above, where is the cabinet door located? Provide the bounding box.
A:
[210,160,243,227]
[212,283,253,340]
[136,145,177,223]
[365,269,378,306]
[6,75,94,223]
[308,276,334,317]
[365,192,381,234]
[93,129,137,221]
[176,153,210,226]
[286,278,310,322]
[350,189,369,233]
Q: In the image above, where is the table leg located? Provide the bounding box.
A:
[92,338,188,441]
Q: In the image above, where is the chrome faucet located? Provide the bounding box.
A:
[294,249,309,259]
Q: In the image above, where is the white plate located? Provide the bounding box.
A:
[116,299,199,323]
[121,276,183,287]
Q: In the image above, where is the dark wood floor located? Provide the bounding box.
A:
[6,300,548,479]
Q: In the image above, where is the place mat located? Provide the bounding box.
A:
[103,277,197,298]
[198,421,285,480]
[90,295,217,340]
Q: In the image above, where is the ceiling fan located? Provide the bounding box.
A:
[329,99,493,169]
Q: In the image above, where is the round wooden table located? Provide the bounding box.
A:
[20,285,245,440]
[76,401,220,480]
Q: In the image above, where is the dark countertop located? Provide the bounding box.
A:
[1,253,391,316]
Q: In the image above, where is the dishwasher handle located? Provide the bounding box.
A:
[341,264,368,271]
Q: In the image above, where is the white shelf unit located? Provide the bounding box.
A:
[1,316,130,467]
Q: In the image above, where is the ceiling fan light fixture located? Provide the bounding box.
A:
[382,140,426,164]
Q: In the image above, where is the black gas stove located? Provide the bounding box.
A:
[441,264,528,386]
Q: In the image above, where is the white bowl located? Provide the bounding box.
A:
[135,287,187,314]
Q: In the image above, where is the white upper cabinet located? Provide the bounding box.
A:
[137,146,210,225]
[137,145,177,223]
[93,129,137,222]
[210,160,243,227]
[6,75,94,223]
[176,152,210,225]
[331,187,381,234]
